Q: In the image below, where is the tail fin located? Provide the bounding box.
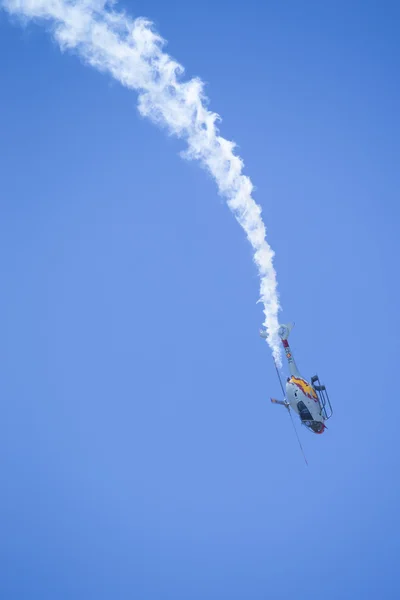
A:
[278,322,295,340]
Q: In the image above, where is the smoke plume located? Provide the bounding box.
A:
[2,0,282,364]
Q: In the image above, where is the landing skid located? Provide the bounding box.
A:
[311,375,333,420]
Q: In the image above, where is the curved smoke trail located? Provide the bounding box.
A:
[2,0,282,365]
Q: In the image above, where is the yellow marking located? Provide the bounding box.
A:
[290,376,318,400]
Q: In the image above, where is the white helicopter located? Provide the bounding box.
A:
[260,323,332,435]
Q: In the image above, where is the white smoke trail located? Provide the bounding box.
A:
[2,0,282,365]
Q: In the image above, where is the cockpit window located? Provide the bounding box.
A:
[297,401,312,421]
[309,421,324,433]
[297,401,324,432]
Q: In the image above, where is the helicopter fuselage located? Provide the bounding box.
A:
[280,326,326,434]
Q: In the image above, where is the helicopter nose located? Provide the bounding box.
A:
[316,423,326,434]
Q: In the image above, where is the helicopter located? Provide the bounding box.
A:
[260,323,332,434]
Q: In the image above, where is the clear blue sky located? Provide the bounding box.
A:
[0,1,399,598]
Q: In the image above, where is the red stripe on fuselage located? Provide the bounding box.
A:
[282,339,289,347]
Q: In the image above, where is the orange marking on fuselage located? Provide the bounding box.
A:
[290,376,318,401]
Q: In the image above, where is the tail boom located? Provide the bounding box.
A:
[279,323,300,377]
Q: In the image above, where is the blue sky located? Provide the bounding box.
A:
[0,1,399,598]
